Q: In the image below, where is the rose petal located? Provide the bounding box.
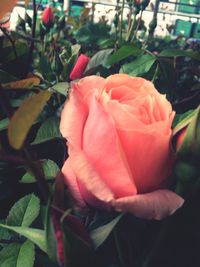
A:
[73,75,105,101]
[104,74,156,94]
[112,189,184,220]
[68,144,115,209]
[117,129,175,193]
[62,159,87,208]
[99,93,175,135]
[83,96,137,198]
[109,86,138,102]
[60,89,88,147]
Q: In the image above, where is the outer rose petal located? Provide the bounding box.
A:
[83,96,137,198]
[60,89,88,147]
[68,144,115,209]
[72,75,105,101]
[117,130,175,193]
[112,189,184,220]
[62,159,87,208]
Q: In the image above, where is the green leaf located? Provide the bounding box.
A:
[173,109,197,136]
[90,213,124,249]
[16,240,35,267]
[0,220,12,241]
[51,82,70,96]
[8,90,53,150]
[21,160,59,183]
[45,206,57,263]
[38,55,52,81]
[61,44,80,80]
[159,49,200,60]
[106,45,142,67]
[0,240,35,267]
[0,244,21,266]
[175,162,198,183]
[85,49,113,72]
[176,106,200,156]
[32,116,61,145]
[71,44,81,57]
[0,224,46,252]
[120,54,156,76]
[6,194,40,227]
[0,118,9,131]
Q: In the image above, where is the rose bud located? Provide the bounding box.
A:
[60,74,184,220]
[70,54,90,81]
[42,6,54,28]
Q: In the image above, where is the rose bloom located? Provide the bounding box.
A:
[60,74,184,220]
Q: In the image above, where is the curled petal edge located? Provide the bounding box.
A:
[112,189,184,220]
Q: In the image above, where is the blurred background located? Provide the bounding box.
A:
[10,0,200,38]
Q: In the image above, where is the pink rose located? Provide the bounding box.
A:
[42,6,54,28]
[70,54,90,81]
[60,74,184,220]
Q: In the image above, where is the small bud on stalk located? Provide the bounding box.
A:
[70,54,90,81]
[42,6,54,29]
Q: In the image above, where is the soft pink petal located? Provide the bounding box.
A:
[100,95,145,131]
[112,189,184,220]
[109,86,138,102]
[83,96,137,198]
[104,74,156,94]
[117,129,175,193]
[101,95,174,135]
[68,145,115,209]
[62,159,87,208]
[72,75,105,100]
[100,95,175,193]
[60,89,88,147]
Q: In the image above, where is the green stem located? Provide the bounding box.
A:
[113,228,126,267]
[120,0,125,43]
[25,0,37,77]
[132,10,143,42]
[126,13,136,42]
[142,218,172,267]
[151,63,159,83]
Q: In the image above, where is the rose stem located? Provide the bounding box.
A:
[24,0,37,77]
[113,227,126,267]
